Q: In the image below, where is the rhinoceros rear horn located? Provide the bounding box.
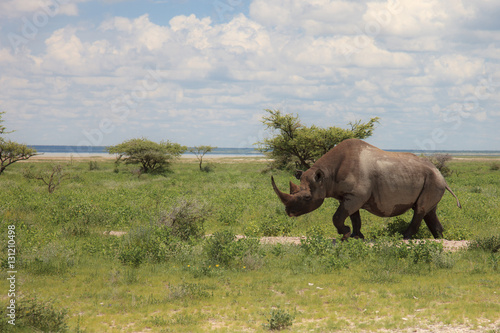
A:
[271,176,292,205]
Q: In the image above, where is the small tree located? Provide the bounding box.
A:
[37,165,67,194]
[0,112,37,175]
[426,153,453,177]
[257,109,379,169]
[106,138,187,173]
[189,145,216,171]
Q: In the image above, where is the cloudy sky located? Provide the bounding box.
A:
[1,0,499,150]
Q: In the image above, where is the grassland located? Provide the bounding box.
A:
[0,157,499,332]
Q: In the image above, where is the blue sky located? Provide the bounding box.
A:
[1,0,499,150]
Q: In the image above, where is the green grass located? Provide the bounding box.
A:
[0,157,499,332]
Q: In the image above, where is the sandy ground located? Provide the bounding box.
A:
[239,235,471,252]
[105,231,470,252]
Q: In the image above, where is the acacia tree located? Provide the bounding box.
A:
[24,164,68,193]
[0,112,37,175]
[107,138,187,173]
[189,145,216,171]
[257,109,379,169]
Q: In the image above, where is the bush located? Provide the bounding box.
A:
[407,240,443,264]
[260,216,294,237]
[160,199,209,241]
[168,282,213,300]
[300,226,333,256]
[264,307,295,330]
[15,296,68,332]
[471,235,500,253]
[372,239,444,265]
[25,243,75,275]
[204,230,237,266]
[118,224,177,266]
[426,153,453,176]
[204,231,261,266]
[334,237,370,261]
[88,160,99,170]
[490,162,499,171]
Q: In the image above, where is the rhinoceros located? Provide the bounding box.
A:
[271,139,461,240]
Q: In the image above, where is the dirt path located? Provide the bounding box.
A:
[106,231,470,252]
[235,235,471,252]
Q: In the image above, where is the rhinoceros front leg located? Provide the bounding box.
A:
[333,200,364,241]
[349,210,365,239]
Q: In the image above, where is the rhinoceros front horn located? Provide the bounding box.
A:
[271,176,292,205]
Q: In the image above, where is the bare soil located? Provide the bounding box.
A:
[235,235,470,252]
[107,231,470,252]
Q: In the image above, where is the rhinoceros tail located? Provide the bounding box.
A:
[445,184,462,209]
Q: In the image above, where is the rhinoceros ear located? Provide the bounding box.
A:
[289,181,301,194]
[314,169,325,183]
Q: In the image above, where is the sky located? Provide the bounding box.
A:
[1,0,500,151]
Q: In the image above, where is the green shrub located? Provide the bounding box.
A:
[204,230,236,266]
[407,240,443,264]
[243,221,261,237]
[218,206,242,226]
[432,251,456,269]
[373,239,444,265]
[88,160,99,171]
[321,253,350,270]
[490,162,500,171]
[204,231,261,266]
[16,296,68,332]
[264,307,295,330]
[160,199,209,241]
[300,226,333,256]
[260,213,294,236]
[334,237,370,261]
[426,153,453,177]
[26,243,75,275]
[168,282,213,300]
[471,235,500,253]
[118,224,177,267]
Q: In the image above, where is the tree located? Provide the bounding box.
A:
[24,164,68,193]
[189,145,216,171]
[257,109,379,170]
[106,138,187,173]
[0,112,37,175]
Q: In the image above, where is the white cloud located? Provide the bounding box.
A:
[0,0,80,19]
[249,0,365,35]
[425,54,484,84]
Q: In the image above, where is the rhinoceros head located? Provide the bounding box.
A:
[271,169,326,217]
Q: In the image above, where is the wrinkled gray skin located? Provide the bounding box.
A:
[272,139,462,240]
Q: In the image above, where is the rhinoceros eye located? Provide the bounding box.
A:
[303,194,312,201]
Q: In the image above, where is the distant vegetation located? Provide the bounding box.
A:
[426,153,454,176]
[189,145,217,171]
[0,111,37,175]
[106,137,186,174]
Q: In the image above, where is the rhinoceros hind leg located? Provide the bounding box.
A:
[423,207,444,239]
[403,210,425,240]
